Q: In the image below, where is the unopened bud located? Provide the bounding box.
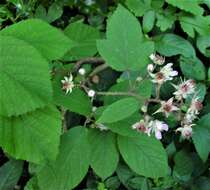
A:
[147,64,154,72]
[78,68,86,75]
[88,90,95,97]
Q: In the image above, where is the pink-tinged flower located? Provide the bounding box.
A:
[150,63,178,84]
[61,74,75,94]
[147,120,169,140]
[132,120,147,132]
[176,124,194,139]
[154,98,179,117]
[149,53,165,65]
[173,79,195,100]
[189,97,203,115]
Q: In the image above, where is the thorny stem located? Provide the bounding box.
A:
[73,57,105,71]
[156,83,161,99]
[88,63,109,78]
[61,108,67,133]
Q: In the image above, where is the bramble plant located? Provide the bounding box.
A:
[0,0,210,190]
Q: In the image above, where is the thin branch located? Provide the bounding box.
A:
[88,63,109,77]
[74,57,105,71]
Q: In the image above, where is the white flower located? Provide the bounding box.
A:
[136,76,143,82]
[176,124,194,139]
[149,53,165,65]
[132,120,147,132]
[78,68,86,75]
[96,124,109,131]
[154,98,179,117]
[188,97,203,115]
[147,64,154,72]
[141,105,147,113]
[150,63,178,84]
[173,79,195,100]
[183,112,197,124]
[92,106,97,112]
[88,90,95,97]
[61,74,74,94]
[147,120,169,140]
[183,97,203,124]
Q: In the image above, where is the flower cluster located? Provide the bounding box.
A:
[61,68,96,98]
[132,53,203,140]
[148,53,178,84]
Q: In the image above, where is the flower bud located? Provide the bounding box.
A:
[78,68,86,75]
[88,90,95,97]
[147,64,154,72]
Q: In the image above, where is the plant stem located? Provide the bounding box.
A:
[88,63,109,77]
[156,83,161,99]
[74,57,105,71]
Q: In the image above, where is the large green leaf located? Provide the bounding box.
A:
[97,5,154,71]
[154,33,196,58]
[118,134,168,178]
[97,97,140,124]
[0,35,52,116]
[53,77,92,116]
[63,21,100,61]
[193,113,210,162]
[166,0,204,15]
[142,10,156,33]
[88,129,119,179]
[173,150,193,182]
[180,56,206,80]
[0,19,72,60]
[0,159,23,190]
[108,112,141,137]
[0,106,61,163]
[37,126,90,190]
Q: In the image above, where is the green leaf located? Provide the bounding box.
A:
[0,106,61,163]
[97,98,140,124]
[166,0,204,15]
[108,112,141,137]
[37,126,90,190]
[196,35,210,57]
[180,56,206,80]
[193,113,210,162]
[88,129,119,179]
[118,134,168,178]
[0,19,72,60]
[0,159,23,190]
[143,10,156,33]
[53,77,92,116]
[46,3,63,23]
[63,21,100,61]
[0,35,52,116]
[97,5,154,71]
[156,7,176,31]
[173,150,193,182]
[125,0,151,17]
[154,33,196,57]
[24,177,40,190]
[179,15,210,38]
